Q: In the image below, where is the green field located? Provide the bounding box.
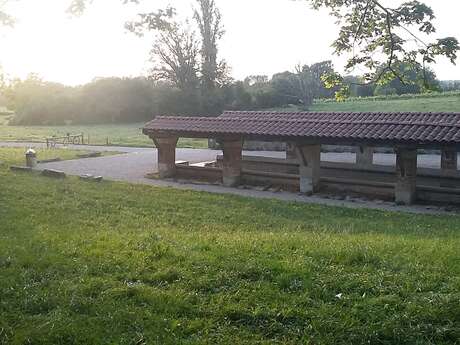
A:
[0,93,459,148]
[312,95,460,112]
[0,120,208,149]
[1,148,459,344]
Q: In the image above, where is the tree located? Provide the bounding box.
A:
[294,61,336,105]
[270,61,337,107]
[271,71,303,106]
[127,2,230,115]
[244,75,269,87]
[376,62,439,95]
[343,76,376,97]
[315,0,459,98]
[3,0,457,105]
[127,7,200,92]
[71,0,459,98]
[440,80,460,92]
[194,0,227,91]
[4,75,79,125]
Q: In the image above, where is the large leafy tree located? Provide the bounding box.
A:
[271,61,336,107]
[194,0,227,91]
[126,1,228,90]
[315,0,459,97]
[126,7,200,92]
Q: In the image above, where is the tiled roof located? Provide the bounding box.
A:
[143,111,460,145]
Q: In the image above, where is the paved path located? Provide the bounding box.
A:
[0,142,441,171]
[1,141,453,215]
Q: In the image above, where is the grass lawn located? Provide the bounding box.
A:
[0,119,208,149]
[0,148,459,344]
[311,95,460,112]
[0,147,116,166]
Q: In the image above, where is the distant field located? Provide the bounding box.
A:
[0,120,208,149]
[1,93,459,148]
[311,95,460,112]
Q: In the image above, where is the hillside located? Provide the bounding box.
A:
[310,93,460,113]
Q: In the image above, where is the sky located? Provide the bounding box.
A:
[0,0,459,86]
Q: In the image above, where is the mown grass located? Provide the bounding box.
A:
[0,119,208,149]
[0,148,459,344]
[311,95,460,112]
[0,147,111,166]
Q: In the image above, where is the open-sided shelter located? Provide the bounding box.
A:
[143,111,460,205]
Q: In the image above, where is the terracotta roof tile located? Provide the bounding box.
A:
[143,111,460,145]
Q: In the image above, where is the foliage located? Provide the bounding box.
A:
[127,7,201,93]
[4,76,207,125]
[374,84,397,96]
[126,0,230,114]
[1,157,460,344]
[343,75,375,98]
[309,0,459,99]
[314,89,460,104]
[261,61,338,108]
[4,75,79,126]
[343,62,439,98]
[78,77,159,124]
[194,0,228,91]
[441,80,460,92]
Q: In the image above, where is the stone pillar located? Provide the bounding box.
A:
[154,136,178,178]
[222,139,243,187]
[356,145,373,167]
[286,142,297,160]
[441,147,458,171]
[296,144,321,194]
[440,147,458,188]
[395,147,418,205]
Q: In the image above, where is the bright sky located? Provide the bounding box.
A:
[0,0,459,86]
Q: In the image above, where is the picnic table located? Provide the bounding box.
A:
[46,133,84,148]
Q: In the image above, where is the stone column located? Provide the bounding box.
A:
[441,147,458,171]
[356,145,374,167]
[440,147,458,188]
[395,147,418,205]
[286,142,297,160]
[296,144,321,194]
[222,139,243,187]
[154,136,178,178]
